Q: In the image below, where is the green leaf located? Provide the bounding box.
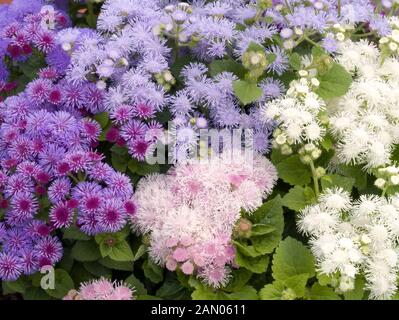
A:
[143,259,164,284]
[223,268,253,292]
[63,226,90,241]
[226,286,258,300]
[108,240,134,262]
[93,112,109,129]
[282,186,309,212]
[251,224,276,236]
[308,283,341,300]
[272,237,315,282]
[320,174,355,192]
[111,152,128,172]
[128,159,160,176]
[156,277,191,300]
[259,281,284,300]
[209,59,246,78]
[289,53,302,70]
[340,165,367,190]
[343,277,365,300]
[133,244,147,261]
[250,196,284,255]
[276,155,312,186]
[233,80,263,105]
[71,240,102,262]
[98,257,133,271]
[83,262,112,278]
[235,250,269,274]
[125,274,147,295]
[234,241,261,258]
[45,269,74,299]
[2,277,30,294]
[19,53,46,80]
[315,63,352,100]
[192,285,222,300]
[283,274,309,298]
[23,287,52,300]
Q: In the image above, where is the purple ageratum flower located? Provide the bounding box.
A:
[369,16,392,36]
[25,109,53,138]
[0,60,9,82]
[215,106,241,128]
[110,104,134,124]
[33,30,56,54]
[105,172,134,198]
[26,78,53,105]
[19,249,39,275]
[8,136,34,162]
[286,6,330,32]
[128,138,152,161]
[46,46,71,74]
[49,202,73,228]
[48,177,71,204]
[0,252,22,281]
[38,144,67,174]
[87,162,114,181]
[322,36,339,53]
[265,45,289,76]
[77,211,101,236]
[2,228,32,254]
[84,83,106,113]
[252,129,271,154]
[169,90,194,116]
[10,192,39,221]
[79,192,103,213]
[72,181,103,201]
[260,78,285,101]
[98,199,127,233]
[0,222,6,242]
[80,119,101,142]
[61,82,86,111]
[33,236,63,266]
[120,120,147,142]
[4,174,35,198]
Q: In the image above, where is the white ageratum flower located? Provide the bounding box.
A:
[330,40,399,169]
[298,189,399,300]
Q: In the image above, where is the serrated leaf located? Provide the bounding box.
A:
[259,281,284,300]
[251,224,276,236]
[308,283,341,300]
[226,286,258,300]
[250,196,284,255]
[111,152,128,172]
[156,277,190,300]
[98,257,133,271]
[143,259,164,284]
[93,112,109,129]
[125,274,147,295]
[71,240,101,262]
[282,186,308,211]
[272,237,315,281]
[233,80,263,105]
[320,174,355,192]
[223,268,253,292]
[315,63,352,100]
[45,269,74,299]
[83,262,112,278]
[276,155,312,186]
[343,277,365,300]
[108,240,134,262]
[289,53,302,70]
[234,241,261,257]
[209,59,246,78]
[283,274,309,298]
[235,250,269,274]
[63,226,90,241]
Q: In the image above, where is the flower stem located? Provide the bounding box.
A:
[309,160,320,198]
[338,0,341,16]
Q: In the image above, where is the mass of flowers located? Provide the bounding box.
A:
[0,0,399,301]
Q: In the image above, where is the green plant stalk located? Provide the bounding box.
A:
[309,160,320,198]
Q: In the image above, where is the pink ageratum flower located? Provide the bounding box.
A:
[134,150,277,287]
[63,278,134,300]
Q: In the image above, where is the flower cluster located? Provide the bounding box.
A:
[331,39,399,168]
[63,278,134,300]
[299,188,399,299]
[134,150,277,287]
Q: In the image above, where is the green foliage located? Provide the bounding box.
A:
[276,155,312,185]
[315,63,352,100]
[233,80,263,105]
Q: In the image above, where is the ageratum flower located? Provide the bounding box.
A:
[134,150,277,287]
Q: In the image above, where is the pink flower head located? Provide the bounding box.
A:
[172,247,189,262]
